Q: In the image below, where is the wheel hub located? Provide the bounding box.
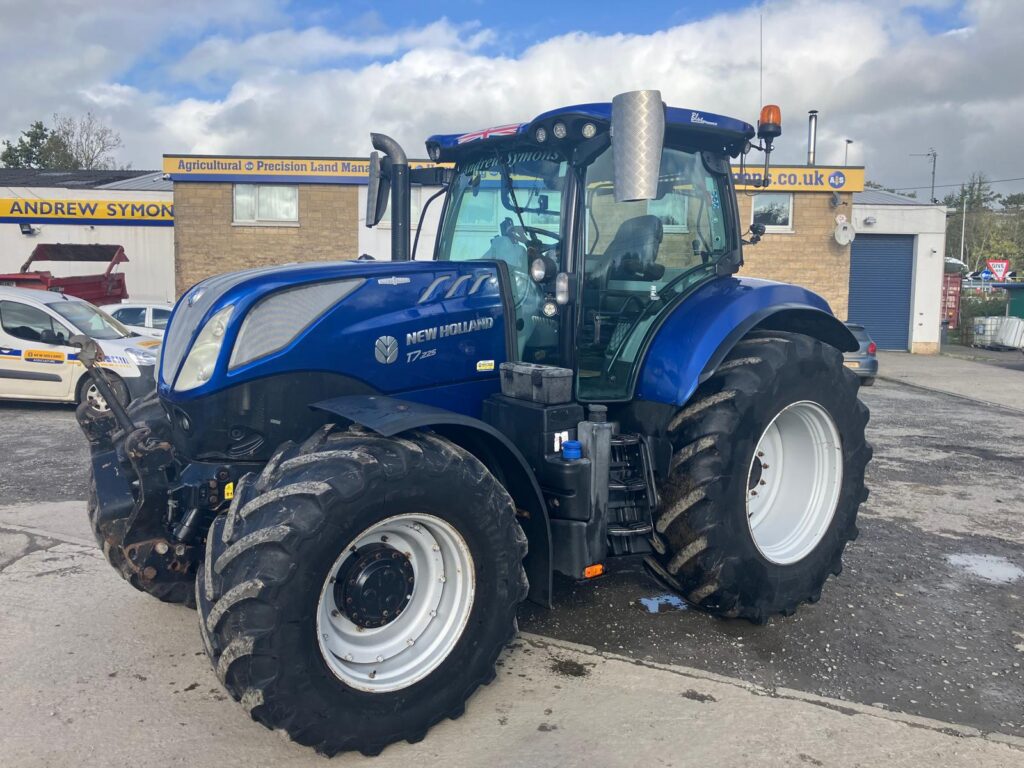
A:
[748,455,764,490]
[334,544,414,629]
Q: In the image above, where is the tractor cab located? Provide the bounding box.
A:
[372,94,769,402]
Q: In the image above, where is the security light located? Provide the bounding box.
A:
[19,222,39,235]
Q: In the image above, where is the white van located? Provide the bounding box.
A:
[0,286,160,412]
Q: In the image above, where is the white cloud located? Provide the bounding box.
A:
[170,19,494,84]
[3,0,1023,197]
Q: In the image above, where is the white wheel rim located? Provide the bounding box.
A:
[746,400,843,565]
[85,383,110,412]
[316,513,475,693]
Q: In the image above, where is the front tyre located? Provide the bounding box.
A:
[197,427,528,756]
[648,331,871,623]
[78,372,129,416]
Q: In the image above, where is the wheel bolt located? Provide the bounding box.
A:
[759,479,766,486]
[761,463,770,469]
[750,490,758,496]
[757,451,764,458]
[331,609,340,617]
[376,655,383,662]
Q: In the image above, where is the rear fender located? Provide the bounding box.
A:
[636,277,857,407]
[312,395,552,606]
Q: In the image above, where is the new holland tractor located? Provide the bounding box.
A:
[76,91,870,755]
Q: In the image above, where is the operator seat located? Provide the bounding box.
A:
[586,214,665,285]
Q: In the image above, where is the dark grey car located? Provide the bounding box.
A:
[843,323,878,385]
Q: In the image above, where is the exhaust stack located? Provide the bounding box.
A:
[370,133,411,262]
[807,110,818,166]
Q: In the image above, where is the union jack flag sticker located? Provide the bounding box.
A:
[455,124,522,144]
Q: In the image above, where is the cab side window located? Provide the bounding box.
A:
[152,308,171,330]
[0,301,69,344]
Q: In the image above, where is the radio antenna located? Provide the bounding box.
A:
[759,13,764,108]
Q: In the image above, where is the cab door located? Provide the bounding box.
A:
[0,299,77,401]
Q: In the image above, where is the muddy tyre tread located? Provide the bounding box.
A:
[649,330,871,623]
[197,427,527,756]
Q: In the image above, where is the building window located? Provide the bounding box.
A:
[647,194,689,233]
[751,192,793,232]
[233,184,299,225]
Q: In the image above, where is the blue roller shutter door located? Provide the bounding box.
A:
[848,234,914,350]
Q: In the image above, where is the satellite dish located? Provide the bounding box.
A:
[834,222,856,246]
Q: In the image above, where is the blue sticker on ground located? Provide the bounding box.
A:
[639,594,689,613]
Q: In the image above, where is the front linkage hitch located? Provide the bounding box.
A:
[73,336,202,596]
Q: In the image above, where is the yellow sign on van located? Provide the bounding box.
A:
[731,165,864,193]
[0,198,173,226]
[23,349,66,364]
[164,155,442,185]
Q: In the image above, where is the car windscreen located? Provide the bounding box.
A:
[51,300,132,340]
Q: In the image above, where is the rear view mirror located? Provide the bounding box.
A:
[611,90,665,202]
[365,152,391,227]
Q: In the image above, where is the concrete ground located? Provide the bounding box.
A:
[2,355,1023,766]
[878,349,1024,411]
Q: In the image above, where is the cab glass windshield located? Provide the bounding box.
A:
[437,150,568,358]
[52,301,132,340]
[578,145,732,400]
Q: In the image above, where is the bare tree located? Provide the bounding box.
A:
[51,112,123,170]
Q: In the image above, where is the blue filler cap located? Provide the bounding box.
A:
[561,440,582,460]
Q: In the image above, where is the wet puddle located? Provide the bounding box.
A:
[947,553,1024,584]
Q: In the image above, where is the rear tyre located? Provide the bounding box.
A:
[197,427,528,756]
[860,376,876,387]
[647,331,871,623]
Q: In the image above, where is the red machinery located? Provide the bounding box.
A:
[941,271,961,330]
[0,243,129,303]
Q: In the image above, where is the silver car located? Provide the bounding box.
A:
[843,323,878,386]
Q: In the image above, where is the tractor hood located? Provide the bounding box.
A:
[158,259,512,407]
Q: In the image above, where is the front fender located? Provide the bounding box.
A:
[636,277,856,407]
[311,394,552,607]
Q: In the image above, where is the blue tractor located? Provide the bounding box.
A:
[78,91,870,755]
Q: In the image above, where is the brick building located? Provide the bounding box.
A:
[737,186,854,321]
[165,155,440,296]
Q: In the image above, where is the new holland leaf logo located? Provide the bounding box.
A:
[374,336,398,364]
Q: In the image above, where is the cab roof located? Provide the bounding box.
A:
[427,102,756,162]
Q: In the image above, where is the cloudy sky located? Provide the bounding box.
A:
[1,0,1021,197]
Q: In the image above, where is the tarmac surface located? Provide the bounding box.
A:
[1,356,1023,766]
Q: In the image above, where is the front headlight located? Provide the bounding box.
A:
[125,347,158,367]
[174,305,233,392]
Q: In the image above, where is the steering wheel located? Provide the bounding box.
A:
[508,225,561,251]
